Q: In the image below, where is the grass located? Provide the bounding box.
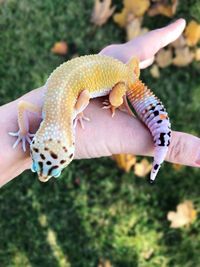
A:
[0,0,200,266]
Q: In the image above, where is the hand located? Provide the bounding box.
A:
[1,19,199,187]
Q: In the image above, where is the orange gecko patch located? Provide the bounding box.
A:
[160,114,167,120]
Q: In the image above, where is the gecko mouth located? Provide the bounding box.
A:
[38,175,51,183]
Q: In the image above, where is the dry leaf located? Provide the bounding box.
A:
[167,200,197,228]
[184,20,200,47]
[171,35,187,48]
[126,15,148,41]
[51,41,68,55]
[134,158,152,177]
[173,47,194,67]
[113,0,150,28]
[172,163,183,171]
[91,0,115,26]
[148,0,178,17]
[112,154,136,173]
[98,259,112,267]
[142,248,154,260]
[113,7,128,28]
[156,48,173,68]
[124,0,150,17]
[150,64,160,78]
[195,48,200,61]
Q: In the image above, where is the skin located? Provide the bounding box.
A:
[0,19,200,187]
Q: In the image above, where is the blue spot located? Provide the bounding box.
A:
[52,168,61,178]
[31,162,39,173]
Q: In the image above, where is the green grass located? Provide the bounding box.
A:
[0,0,200,266]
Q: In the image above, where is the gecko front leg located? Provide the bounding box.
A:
[74,89,90,129]
[9,100,42,152]
[102,82,127,117]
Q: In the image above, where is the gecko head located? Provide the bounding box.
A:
[30,138,75,182]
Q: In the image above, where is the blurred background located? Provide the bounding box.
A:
[0,0,200,266]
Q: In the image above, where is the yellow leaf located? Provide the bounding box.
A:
[124,14,149,41]
[167,200,197,228]
[150,64,160,78]
[173,47,194,67]
[148,0,178,17]
[98,259,112,267]
[172,163,183,171]
[171,35,187,48]
[156,48,173,68]
[124,0,150,17]
[113,7,128,28]
[195,48,200,61]
[51,41,68,55]
[134,158,152,177]
[91,0,115,26]
[185,20,200,47]
[112,154,136,173]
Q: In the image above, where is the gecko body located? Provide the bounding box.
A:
[9,54,171,182]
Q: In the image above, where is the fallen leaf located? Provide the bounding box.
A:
[195,48,200,61]
[134,158,152,177]
[51,41,68,55]
[173,47,194,67]
[113,0,150,27]
[156,48,173,68]
[148,0,178,17]
[124,0,150,17]
[172,163,183,171]
[91,0,115,26]
[171,35,187,48]
[142,248,154,260]
[98,259,112,267]
[150,64,160,78]
[184,20,200,47]
[167,200,197,228]
[112,154,136,172]
[126,15,148,41]
[113,7,128,28]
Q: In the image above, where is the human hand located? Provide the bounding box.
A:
[1,19,200,187]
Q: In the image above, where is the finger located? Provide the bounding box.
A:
[139,56,154,69]
[75,100,200,169]
[122,18,186,62]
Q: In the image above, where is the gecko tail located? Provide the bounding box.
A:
[126,80,171,183]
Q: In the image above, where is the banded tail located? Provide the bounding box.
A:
[126,80,171,183]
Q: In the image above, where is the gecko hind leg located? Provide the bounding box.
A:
[8,100,42,152]
[102,82,127,117]
[74,89,90,129]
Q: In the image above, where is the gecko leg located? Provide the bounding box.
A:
[74,89,90,129]
[8,100,42,152]
[102,82,127,117]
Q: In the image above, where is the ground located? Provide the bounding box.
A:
[0,0,200,266]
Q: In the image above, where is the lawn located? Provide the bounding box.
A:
[0,0,200,266]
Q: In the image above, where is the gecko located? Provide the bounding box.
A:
[9,54,171,183]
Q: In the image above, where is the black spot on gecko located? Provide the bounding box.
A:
[158,133,166,146]
[63,146,68,152]
[40,154,45,160]
[154,164,159,170]
[48,165,59,176]
[60,160,66,164]
[44,147,49,151]
[38,161,43,175]
[168,131,171,137]
[46,161,52,165]
[50,152,58,159]
[69,153,73,159]
[149,105,156,111]
[157,120,162,124]
[33,148,39,153]
[153,110,159,117]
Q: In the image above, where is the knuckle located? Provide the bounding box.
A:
[168,135,187,163]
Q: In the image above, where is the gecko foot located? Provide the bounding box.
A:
[8,130,35,152]
[74,112,90,129]
[102,100,116,117]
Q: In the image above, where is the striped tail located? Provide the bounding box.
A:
[126,80,171,183]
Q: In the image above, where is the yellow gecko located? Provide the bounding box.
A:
[9,54,171,183]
